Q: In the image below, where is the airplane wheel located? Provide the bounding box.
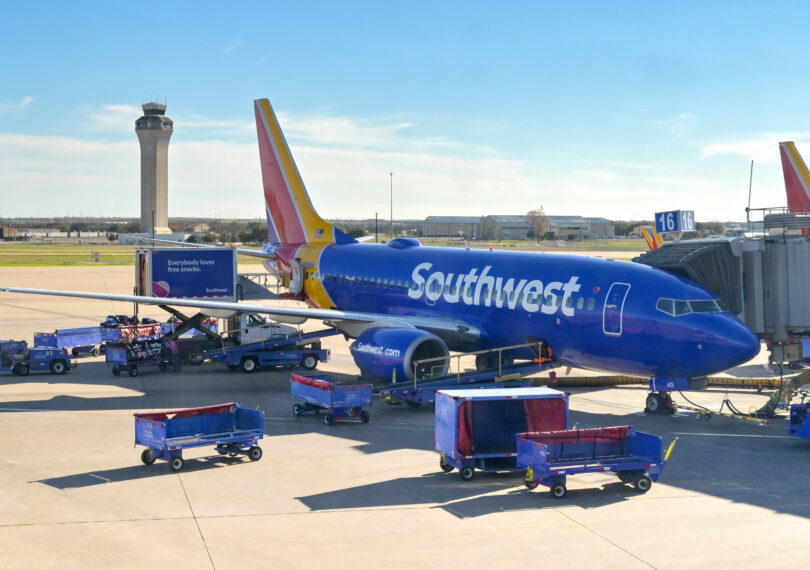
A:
[645,393,662,414]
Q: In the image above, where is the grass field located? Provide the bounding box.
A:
[0,242,265,266]
[0,238,647,266]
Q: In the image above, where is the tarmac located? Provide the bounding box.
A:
[2,266,810,568]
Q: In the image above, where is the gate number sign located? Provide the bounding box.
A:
[655,210,695,234]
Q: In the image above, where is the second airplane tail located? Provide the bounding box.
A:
[780,141,810,213]
[254,98,354,246]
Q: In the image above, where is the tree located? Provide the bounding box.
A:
[526,207,550,242]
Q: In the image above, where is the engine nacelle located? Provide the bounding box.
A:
[350,327,450,382]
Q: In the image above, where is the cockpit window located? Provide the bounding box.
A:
[657,297,725,316]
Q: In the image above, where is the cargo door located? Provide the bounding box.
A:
[603,283,630,336]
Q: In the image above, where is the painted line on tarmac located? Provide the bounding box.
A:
[670,432,792,438]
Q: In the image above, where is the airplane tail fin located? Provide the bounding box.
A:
[254,98,354,245]
[641,227,662,251]
[779,141,810,213]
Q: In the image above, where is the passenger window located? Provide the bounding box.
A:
[565,296,573,308]
[587,298,595,310]
[383,279,388,289]
[397,280,402,290]
[576,297,584,310]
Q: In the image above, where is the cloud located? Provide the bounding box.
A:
[698,133,810,163]
[224,39,244,55]
[1,109,786,221]
[647,113,697,136]
[83,104,142,133]
[0,96,34,115]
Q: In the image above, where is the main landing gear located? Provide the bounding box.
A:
[644,392,675,415]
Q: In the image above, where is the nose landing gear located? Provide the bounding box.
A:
[645,392,675,415]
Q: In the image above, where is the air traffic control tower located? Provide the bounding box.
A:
[135,102,173,235]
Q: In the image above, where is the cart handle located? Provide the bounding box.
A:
[664,437,678,462]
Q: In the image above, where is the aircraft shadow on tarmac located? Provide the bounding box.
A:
[34,455,253,490]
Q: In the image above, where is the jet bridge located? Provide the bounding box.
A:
[634,211,810,363]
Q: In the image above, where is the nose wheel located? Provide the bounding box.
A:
[644,392,674,415]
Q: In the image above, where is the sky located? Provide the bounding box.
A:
[1,1,809,222]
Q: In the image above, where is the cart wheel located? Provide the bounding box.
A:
[15,363,29,376]
[112,365,120,376]
[440,459,454,473]
[241,357,257,373]
[360,410,370,423]
[460,466,475,481]
[229,452,238,457]
[634,475,652,493]
[301,354,318,370]
[525,480,539,490]
[323,414,334,425]
[170,457,184,472]
[71,347,79,356]
[618,472,631,483]
[50,360,67,375]
[248,446,263,461]
[129,367,139,377]
[141,449,156,465]
[216,448,227,455]
[293,404,303,416]
[695,412,703,421]
[92,347,100,357]
[551,484,567,499]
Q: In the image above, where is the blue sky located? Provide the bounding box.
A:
[1,1,808,221]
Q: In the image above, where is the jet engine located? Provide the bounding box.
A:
[350,328,450,382]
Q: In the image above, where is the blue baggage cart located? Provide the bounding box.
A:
[516,426,677,498]
[435,387,569,481]
[290,373,372,425]
[106,339,181,377]
[788,393,810,439]
[134,402,265,471]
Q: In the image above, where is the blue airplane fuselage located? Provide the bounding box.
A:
[296,239,759,380]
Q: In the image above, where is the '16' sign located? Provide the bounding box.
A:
[655,210,695,234]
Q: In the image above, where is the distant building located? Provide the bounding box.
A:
[480,215,532,240]
[423,216,481,238]
[0,224,21,240]
[548,216,614,239]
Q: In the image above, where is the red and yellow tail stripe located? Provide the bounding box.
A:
[641,227,663,251]
[780,141,810,213]
[254,99,334,245]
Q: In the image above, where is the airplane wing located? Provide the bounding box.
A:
[133,237,276,260]
[0,287,481,341]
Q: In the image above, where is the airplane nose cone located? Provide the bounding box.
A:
[710,320,761,371]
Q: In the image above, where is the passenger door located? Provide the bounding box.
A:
[603,283,631,336]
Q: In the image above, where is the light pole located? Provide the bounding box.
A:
[389,172,393,241]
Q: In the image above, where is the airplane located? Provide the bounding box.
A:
[0,97,761,413]
[780,141,810,213]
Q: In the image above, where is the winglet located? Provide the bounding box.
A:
[254,98,353,245]
[780,141,810,213]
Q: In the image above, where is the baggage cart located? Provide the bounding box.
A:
[516,426,677,498]
[290,373,372,424]
[106,339,181,377]
[434,387,569,480]
[788,391,810,439]
[134,402,264,471]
